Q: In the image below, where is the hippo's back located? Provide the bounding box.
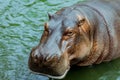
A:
[86,0,120,16]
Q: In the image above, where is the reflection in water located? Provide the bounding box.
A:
[49,78,54,80]
[53,58,120,80]
[0,0,120,80]
[99,71,120,80]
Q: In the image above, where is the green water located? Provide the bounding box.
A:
[0,0,120,80]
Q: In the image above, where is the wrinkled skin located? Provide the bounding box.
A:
[28,0,120,79]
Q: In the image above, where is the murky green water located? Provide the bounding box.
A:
[0,0,120,80]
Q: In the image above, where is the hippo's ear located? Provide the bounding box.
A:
[77,18,85,27]
[48,13,53,20]
[77,15,85,27]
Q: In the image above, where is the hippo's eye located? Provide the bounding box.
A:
[62,29,75,40]
[64,30,75,37]
[66,31,74,36]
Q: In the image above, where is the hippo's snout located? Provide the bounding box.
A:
[28,47,70,79]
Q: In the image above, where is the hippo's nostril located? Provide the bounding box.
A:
[30,51,40,64]
[33,55,39,63]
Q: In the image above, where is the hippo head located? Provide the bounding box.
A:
[28,8,92,79]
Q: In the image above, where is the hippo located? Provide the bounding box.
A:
[28,0,120,79]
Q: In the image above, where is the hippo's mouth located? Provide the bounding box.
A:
[29,68,70,79]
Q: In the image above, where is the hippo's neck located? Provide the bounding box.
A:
[77,4,111,66]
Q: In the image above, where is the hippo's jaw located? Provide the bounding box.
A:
[29,67,70,79]
[28,46,70,79]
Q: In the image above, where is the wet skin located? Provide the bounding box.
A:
[28,0,120,79]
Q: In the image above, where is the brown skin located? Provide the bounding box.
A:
[28,0,120,79]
